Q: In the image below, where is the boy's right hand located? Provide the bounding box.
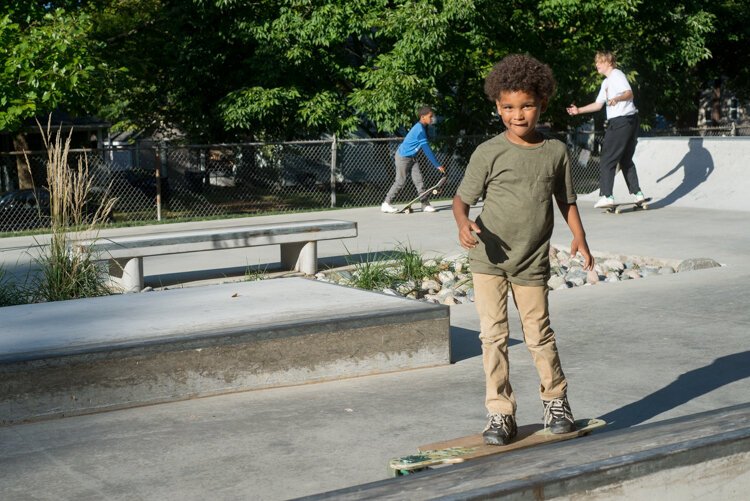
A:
[458,220,481,249]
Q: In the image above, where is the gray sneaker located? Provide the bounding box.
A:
[542,397,576,434]
[482,413,517,445]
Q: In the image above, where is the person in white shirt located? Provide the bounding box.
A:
[566,51,646,209]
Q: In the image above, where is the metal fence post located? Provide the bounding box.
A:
[199,148,207,188]
[156,141,167,221]
[330,134,337,208]
[155,142,166,221]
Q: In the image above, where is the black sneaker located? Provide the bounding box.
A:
[542,397,577,434]
[482,413,517,445]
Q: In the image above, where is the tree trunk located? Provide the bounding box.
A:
[711,79,722,125]
[12,133,35,189]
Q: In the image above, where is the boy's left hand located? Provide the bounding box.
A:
[570,239,594,270]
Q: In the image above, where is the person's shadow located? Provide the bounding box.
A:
[650,137,714,209]
[599,351,750,431]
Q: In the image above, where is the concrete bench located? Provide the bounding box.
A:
[71,219,357,292]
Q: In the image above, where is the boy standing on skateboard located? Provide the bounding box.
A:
[566,51,647,209]
[452,54,594,446]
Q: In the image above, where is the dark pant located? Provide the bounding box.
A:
[384,152,427,204]
[599,114,641,197]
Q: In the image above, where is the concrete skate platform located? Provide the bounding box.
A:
[0,278,450,424]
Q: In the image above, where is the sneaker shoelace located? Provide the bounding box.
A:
[487,414,513,434]
[543,398,574,427]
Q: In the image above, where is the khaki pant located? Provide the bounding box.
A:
[473,273,568,415]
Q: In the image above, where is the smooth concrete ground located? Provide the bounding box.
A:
[1,199,749,500]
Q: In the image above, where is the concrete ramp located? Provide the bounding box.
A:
[0,278,450,424]
[581,137,750,212]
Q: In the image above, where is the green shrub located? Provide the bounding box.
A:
[350,257,395,290]
[392,243,440,282]
[29,234,110,302]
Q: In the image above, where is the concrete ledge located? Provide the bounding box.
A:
[301,403,750,500]
[0,278,450,424]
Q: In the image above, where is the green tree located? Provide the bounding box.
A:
[0,3,110,187]
[2,0,730,149]
[88,0,722,138]
[696,0,750,125]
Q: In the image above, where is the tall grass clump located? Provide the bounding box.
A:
[350,258,395,290]
[28,118,116,302]
[343,244,441,293]
[244,262,269,281]
[392,243,440,282]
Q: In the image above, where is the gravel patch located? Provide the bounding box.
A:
[312,246,722,305]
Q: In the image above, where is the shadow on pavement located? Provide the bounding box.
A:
[450,326,522,363]
[600,350,750,431]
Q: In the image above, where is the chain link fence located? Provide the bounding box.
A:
[1,125,747,232]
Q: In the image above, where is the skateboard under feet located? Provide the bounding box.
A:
[603,197,653,214]
[388,418,606,476]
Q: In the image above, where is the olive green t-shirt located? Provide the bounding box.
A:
[456,132,577,286]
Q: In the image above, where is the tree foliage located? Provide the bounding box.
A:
[0,3,111,132]
[0,0,746,142]
[701,0,750,101]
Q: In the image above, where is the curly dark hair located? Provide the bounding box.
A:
[484,54,557,102]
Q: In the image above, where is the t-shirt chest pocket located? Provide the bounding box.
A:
[532,175,555,202]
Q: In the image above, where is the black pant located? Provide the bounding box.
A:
[599,114,641,197]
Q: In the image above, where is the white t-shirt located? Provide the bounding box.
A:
[596,68,638,119]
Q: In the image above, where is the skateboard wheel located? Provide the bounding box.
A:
[388,467,404,478]
[432,189,438,195]
[388,466,424,477]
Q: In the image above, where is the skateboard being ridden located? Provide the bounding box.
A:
[394,177,447,214]
[389,418,605,476]
[602,197,652,214]
[381,106,446,214]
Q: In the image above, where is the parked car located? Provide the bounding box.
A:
[110,168,171,207]
[0,188,113,232]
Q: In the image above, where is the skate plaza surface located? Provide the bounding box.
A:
[2,136,750,499]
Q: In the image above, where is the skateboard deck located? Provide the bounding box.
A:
[604,197,653,214]
[388,418,605,476]
[395,177,447,214]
